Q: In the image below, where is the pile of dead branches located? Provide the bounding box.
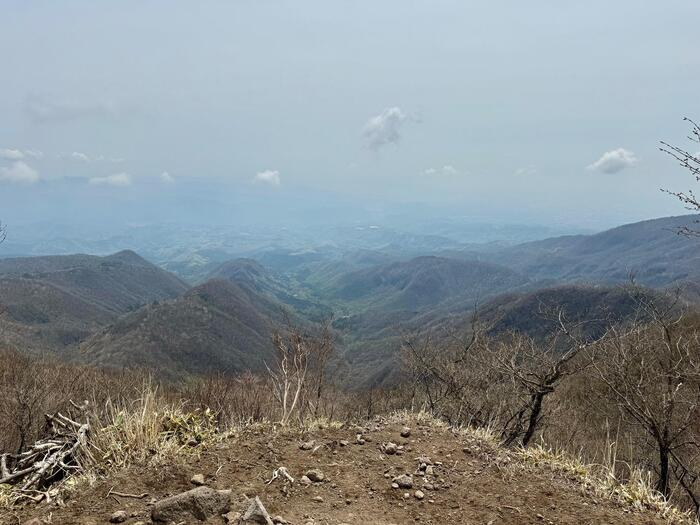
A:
[0,402,89,504]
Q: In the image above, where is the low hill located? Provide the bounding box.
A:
[329,255,531,311]
[0,251,188,352]
[479,284,660,341]
[79,279,285,379]
[208,258,332,321]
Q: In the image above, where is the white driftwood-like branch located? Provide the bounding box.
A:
[0,404,90,503]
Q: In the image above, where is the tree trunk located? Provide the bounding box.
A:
[657,444,670,497]
[522,391,545,447]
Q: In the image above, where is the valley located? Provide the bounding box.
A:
[2,214,698,386]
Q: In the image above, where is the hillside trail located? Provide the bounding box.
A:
[6,418,670,525]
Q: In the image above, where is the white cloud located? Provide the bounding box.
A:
[253,169,281,186]
[24,149,44,159]
[588,148,638,174]
[88,172,132,187]
[70,151,90,162]
[424,165,459,176]
[363,107,411,151]
[160,171,174,183]
[0,161,40,183]
[0,148,25,161]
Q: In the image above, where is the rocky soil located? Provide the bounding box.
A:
[3,417,672,525]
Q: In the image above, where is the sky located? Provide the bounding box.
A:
[1,0,700,233]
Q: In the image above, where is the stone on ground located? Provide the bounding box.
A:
[151,486,231,522]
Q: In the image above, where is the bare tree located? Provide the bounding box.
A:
[661,117,700,236]
[266,328,311,426]
[402,308,604,447]
[400,315,501,428]
[592,294,700,500]
[306,318,336,418]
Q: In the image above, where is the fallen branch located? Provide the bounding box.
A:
[107,487,149,499]
[0,403,90,503]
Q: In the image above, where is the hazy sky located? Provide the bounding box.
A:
[1,1,699,231]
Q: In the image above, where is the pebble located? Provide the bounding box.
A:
[414,490,425,500]
[190,473,205,485]
[109,510,128,523]
[392,474,413,489]
[300,441,314,450]
[383,442,398,455]
[401,427,411,438]
[305,469,325,482]
[312,496,324,503]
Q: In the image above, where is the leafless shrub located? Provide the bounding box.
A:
[180,372,275,427]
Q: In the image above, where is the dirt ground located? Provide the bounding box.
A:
[3,418,672,525]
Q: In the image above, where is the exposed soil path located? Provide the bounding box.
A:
[4,419,670,525]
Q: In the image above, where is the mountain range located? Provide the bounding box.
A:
[1,214,699,384]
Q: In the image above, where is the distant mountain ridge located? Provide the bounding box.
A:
[487,215,700,287]
[0,250,188,353]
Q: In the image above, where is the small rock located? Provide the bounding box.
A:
[238,496,274,524]
[190,473,206,485]
[300,475,312,485]
[391,482,399,489]
[305,469,325,482]
[383,442,398,455]
[223,512,241,523]
[109,510,128,523]
[400,427,411,438]
[339,440,349,447]
[312,496,324,503]
[300,441,314,451]
[392,474,413,489]
[403,492,410,499]
[272,516,290,524]
[414,490,425,500]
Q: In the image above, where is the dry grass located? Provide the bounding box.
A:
[517,442,698,525]
[83,384,218,473]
